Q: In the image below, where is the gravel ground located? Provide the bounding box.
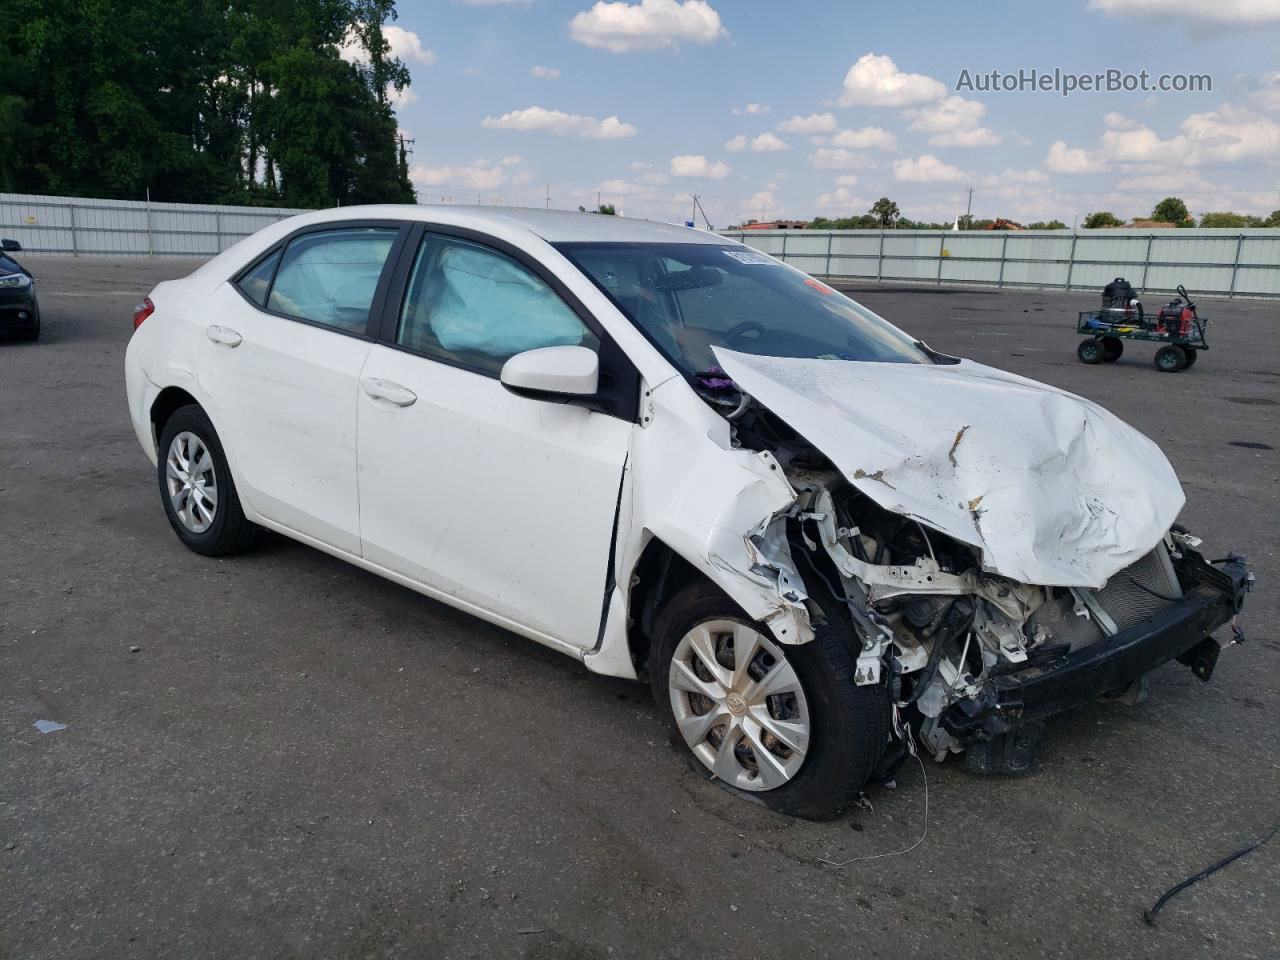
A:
[2,254,1277,960]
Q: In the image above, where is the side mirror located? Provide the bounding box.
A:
[1,239,21,252]
[500,345,599,399]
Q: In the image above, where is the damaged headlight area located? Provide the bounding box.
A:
[718,390,1253,777]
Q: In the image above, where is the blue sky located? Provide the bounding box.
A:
[378,0,1280,226]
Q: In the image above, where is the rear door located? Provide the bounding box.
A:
[355,228,636,648]
[198,222,408,553]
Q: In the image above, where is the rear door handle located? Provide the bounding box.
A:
[361,377,417,407]
[206,325,242,347]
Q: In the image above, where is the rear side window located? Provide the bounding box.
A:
[236,249,282,307]
[266,227,398,334]
[396,233,598,376]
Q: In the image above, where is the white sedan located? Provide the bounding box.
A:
[126,206,1249,819]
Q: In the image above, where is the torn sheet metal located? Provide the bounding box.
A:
[714,348,1185,588]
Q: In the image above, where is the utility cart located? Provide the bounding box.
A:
[1076,282,1209,373]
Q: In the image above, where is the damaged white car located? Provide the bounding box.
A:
[125,207,1251,819]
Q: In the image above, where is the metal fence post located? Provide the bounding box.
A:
[825,231,833,277]
[145,189,154,256]
[781,231,789,263]
[1065,233,1078,290]
[997,233,1008,288]
[1228,233,1245,298]
[1140,233,1154,291]
[936,234,945,285]
[215,210,223,253]
[68,202,78,256]
[876,231,884,282]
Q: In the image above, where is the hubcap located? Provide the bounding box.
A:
[668,619,811,792]
[165,431,218,533]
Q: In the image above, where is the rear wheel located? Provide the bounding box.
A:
[1077,338,1103,364]
[651,581,888,820]
[157,404,262,556]
[1155,345,1187,373]
[1100,336,1123,361]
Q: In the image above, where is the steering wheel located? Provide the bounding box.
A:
[724,320,766,347]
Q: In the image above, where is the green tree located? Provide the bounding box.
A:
[595,203,617,215]
[1027,220,1067,229]
[1151,197,1194,226]
[869,197,900,228]
[1083,211,1123,229]
[1266,210,1280,227]
[1199,212,1264,227]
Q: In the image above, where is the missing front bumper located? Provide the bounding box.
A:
[941,552,1251,739]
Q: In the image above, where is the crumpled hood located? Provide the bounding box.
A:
[713,348,1185,588]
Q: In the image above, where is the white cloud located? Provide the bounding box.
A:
[1047,140,1107,173]
[1095,106,1280,166]
[500,154,524,165]
[835,174,859,186]
[530,65,561,79]
[1088,0,1280,22]
[839,53,946,107]
[980,169,1049,187]
[595,178,655,196]
[894,154,966,182]
[1116,170,1216,191]
[777,112,837,134]
[830,126,897,150]
[815,186,866,211]
[411,162,506,191]
[809,147,867,169]
[750,132,789,152]
[724,134,748,152]
[1244,72,1280,112]
[568,0,728,53]
[340,25,437,66]
[1104,112,1142,131]
[670,154,730,178]
[481,106,637,138]
[387,85,418,107]
[740,190,778,220]
[906,96,1001,147]
[732,102,770,116]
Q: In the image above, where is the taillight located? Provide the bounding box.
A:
[132,296,155,330]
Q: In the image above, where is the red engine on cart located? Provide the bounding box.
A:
[1158,301,1194,337]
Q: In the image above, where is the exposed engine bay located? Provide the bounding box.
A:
[692,355,1252,774]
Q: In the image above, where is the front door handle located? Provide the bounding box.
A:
[361,377,417,407]
[206,325,242,347]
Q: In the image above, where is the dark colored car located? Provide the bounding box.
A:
[0,239,40,341]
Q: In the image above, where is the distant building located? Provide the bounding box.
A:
[737,219,808,230]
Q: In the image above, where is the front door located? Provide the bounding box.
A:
[356,230,632,648]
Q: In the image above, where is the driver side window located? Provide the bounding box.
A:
[396,234,598,377]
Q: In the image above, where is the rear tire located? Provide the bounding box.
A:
[1077,338,1103,364]
[650,581,888,820]
[1155,345,1187,373]
[156,404,262,556]
[1100,336,1123,361]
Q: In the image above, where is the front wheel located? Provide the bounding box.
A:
[651,582,888,820]
[156,404,262,556]
[1077,338,1103,364]
[1155,345,1187,373]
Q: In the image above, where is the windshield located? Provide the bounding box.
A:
[556,242,929,376]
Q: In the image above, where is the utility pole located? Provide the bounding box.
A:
[964,187,974,229]
[545,183,550,209]
[597,190,601,212]
[691,194,698,226]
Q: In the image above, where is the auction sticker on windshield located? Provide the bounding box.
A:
[722,250,774,265]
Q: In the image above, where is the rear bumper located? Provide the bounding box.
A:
[943,550,1251,738]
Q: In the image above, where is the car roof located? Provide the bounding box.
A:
[292,204,729,245]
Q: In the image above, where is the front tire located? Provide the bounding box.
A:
[1077,338,1103,364]
[1155,345,1187,373]
[157,404,262,556]
[651,581,888,820]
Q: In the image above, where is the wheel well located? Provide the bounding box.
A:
[625,537,714,680]
[149,387,199,447]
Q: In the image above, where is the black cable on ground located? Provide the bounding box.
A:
[1143,817,1280,925]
